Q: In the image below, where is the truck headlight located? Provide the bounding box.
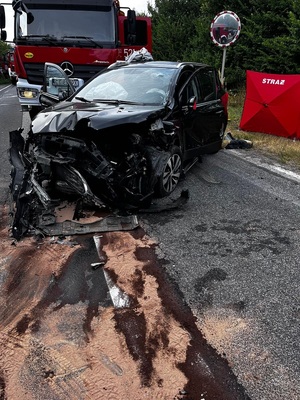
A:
[17,88,39,99]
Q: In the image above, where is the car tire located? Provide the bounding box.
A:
[156,146,182,197]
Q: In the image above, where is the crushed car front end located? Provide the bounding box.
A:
[9,60,227,239]
[9,103,178,239]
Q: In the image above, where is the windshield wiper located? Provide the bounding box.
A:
[119,100,144,105]
[75,96,92,103]
[20,35,59,45]
[93,99,144,105]
[61,36,103,48]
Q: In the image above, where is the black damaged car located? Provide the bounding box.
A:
[10,60,228,239]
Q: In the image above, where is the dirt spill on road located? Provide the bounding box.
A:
[0,205,250,399]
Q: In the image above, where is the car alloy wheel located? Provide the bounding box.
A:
[157,146,182,197]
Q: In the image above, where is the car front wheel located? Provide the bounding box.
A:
[157,146,182,197]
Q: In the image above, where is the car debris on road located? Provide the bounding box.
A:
[223,131,253,149]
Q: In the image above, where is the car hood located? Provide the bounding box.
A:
[31,101,166,134]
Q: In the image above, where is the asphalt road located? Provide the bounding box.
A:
[1,84,299,399]
[142,148,300,399]
[0,83,22,203]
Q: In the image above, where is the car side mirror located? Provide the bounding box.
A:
[40,89,68,106]
[58,91,69,101]
[39,92,60,107]
[163,121,174,134]
[188,96,197,110]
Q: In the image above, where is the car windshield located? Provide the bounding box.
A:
[74,67,177,105]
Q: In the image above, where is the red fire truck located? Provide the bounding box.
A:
[1,48,17,83]
[0,55,9,78]
[0,0,152,117]
[6,47,17,84]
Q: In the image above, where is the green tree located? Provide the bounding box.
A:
[148,0,203,61]
[148,0,300,88]
[228,0,299,73]
[0,40,10,57]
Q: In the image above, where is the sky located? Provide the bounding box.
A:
[124,0,153,13]
[3,0,154,42]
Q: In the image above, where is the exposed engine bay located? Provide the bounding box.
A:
[9,117,188,240]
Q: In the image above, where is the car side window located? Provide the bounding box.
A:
[177,70,193,103]
[180,75,200,104]
[196,69,217,102]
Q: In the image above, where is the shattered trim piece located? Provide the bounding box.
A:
[139,190,189,213]
[93,234,131,307]
[37,215,139,236]
[103,269,131,308]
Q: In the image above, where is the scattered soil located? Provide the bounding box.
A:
[0,204,250,399]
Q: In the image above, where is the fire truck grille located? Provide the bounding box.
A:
[24,63,106,85]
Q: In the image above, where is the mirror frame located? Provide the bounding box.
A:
[0,5,5,29]
[210,10,241,48]
[1,30,7,41]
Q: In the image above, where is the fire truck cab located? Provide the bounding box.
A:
[0,0,152,118]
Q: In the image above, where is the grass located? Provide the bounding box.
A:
[227,89,300,168]
[0,76,10,85]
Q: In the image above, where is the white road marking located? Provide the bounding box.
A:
[0,84,12,93]
[228,149,300,184]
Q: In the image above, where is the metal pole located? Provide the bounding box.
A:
[220,47,227,85]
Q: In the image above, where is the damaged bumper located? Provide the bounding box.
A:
[8,128,187,240]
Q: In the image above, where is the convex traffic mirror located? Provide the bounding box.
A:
[210,11,241,47]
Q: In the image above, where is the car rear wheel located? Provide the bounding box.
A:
[156,146,182,197]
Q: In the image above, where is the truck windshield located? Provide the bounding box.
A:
[15,5,115,45]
